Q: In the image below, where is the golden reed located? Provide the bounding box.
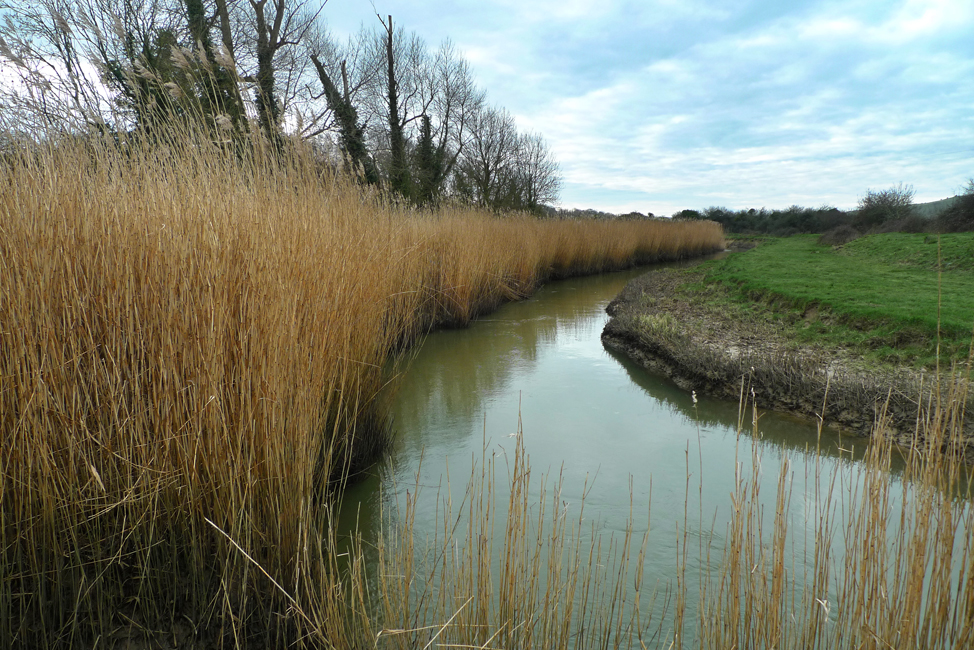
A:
[0,130,723,647]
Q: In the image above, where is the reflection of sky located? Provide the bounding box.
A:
[323,0,974,214]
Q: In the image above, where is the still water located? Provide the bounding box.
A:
[337,265,888,634]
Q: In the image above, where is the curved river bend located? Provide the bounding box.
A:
[336,265,910,634]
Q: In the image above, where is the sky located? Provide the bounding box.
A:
[321,0,974,215]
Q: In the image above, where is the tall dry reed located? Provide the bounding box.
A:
[0,129,723,647]
[699,371,974,650]
[336,425,661,650]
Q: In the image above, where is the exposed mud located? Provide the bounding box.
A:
[602,265,973,452]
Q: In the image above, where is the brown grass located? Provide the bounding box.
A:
[0,129,723,647]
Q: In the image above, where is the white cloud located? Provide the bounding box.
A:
[324,0,973,212]
[886,0,974,39]
[798,17,863,40]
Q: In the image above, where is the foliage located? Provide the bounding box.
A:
[618,210,656,219]
[412,114,448,205]
[673,185,974,237]
[673,205,849,235]
[853,183,915,230]
[672,208,703,221]
[936,179,974,233]
[551,207,618,220]
[817,224,860,246]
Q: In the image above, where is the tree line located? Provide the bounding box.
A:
[0,0,560,213]
[672,182,974,240]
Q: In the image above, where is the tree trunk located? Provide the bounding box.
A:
[311,54,378,184]
[251,0,281,142]
[384,15,408,197]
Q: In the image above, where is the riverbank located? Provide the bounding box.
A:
[601,247,974,451]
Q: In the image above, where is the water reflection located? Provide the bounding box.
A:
[388,277,631,445]
[337,265,923,639]
[604,346,874,460]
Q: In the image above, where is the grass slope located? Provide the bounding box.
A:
[704,234,974,367]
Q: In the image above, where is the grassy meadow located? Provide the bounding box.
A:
[0,130,723,647]
[708,234,974,367]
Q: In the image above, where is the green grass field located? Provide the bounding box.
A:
[701,234,974,367]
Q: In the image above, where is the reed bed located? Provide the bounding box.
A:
[0,130,723,647]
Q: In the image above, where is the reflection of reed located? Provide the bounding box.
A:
[342,383,973,650]
[390,271,649,440]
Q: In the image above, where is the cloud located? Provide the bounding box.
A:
[323,0,973,213]
[520,0,973,212]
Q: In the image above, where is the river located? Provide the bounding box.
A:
[335,264,931,643]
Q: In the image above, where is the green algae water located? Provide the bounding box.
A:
[335,266,955,643]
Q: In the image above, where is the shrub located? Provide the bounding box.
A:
[935,179,974,233]
[817,224,861,246]
[672,208,703,220]
[853,183,915,230]
[877,213,930,234]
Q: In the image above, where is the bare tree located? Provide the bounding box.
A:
[344,18,461,198]
[308,47,377,182]
[411,39,484,204]
[452,107,561,213]
[0,0,560,210]
[0,0,177,131]
[303,20,483,201]
[0,0,328,138]
[240,0,324,140]
[379,14,409,194]
[511,132,560,212]
[452,105,519,210]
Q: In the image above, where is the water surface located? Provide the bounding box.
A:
[338,265,885,633]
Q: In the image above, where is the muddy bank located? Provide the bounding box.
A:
[601,266,973,451]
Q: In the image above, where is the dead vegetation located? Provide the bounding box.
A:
[0,129,723,647]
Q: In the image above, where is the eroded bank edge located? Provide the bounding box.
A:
[600,265,973,453]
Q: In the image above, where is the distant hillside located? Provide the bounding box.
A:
[914,196,960,219]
